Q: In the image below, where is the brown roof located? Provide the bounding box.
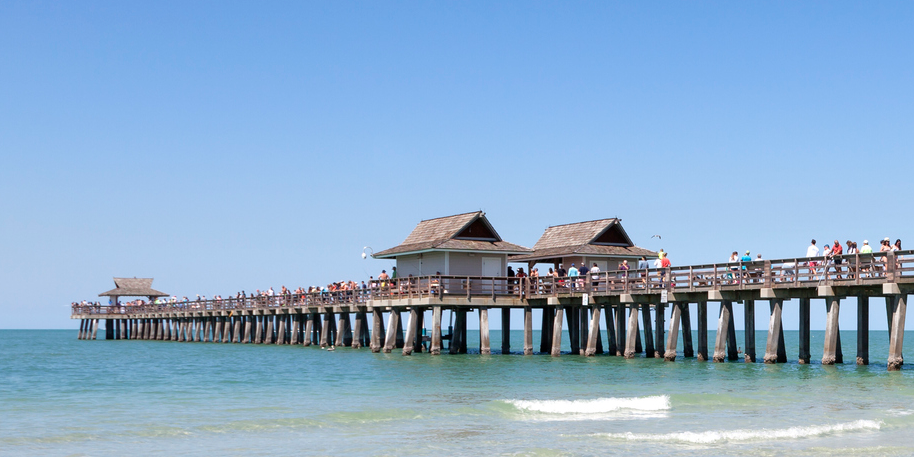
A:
[510,218,658,262]
[99,278,168,297]
[374,211,532,258]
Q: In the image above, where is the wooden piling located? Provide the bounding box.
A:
[744,300,756,363]
[131,319,138,340]
[370,309,382,352]
[312,312,322,345]
[664,303,681,361]
[681,303,694,358]
[604,304,617,356]
[713,301,731,363]
[641,303,655,358]
[203,318,212,343]
[303,314,313,347]
[585,305,602,356]
[523,306,533,355]
[798,298,811,364]
[383,310,399,353]
[403,308,418,356]
[119,319,127,340]
[615,304,626,356]
[888,295,907,370]
[764,299,784,364]
[822,297,841,365]
[625,305,639,359]
[540,306,554,353]
[857,296,869,365]
[726,303,738,361]
[551,306,564,357]
[91,319,99,340]
[350,312,360,348]
[450,309,468,354]
[654,303,665,359]
[479,308,491,355]
[566,307,579,355]
[501,308,511,355]
[78,319,85,340]
[697,302,708,360]
[579,305,589,355]
[431,306,442,355]
[359,312,371,348]
[334,313,346,347]
[276,315,287,345]
[213,317,223,343]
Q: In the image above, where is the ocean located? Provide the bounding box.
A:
[3,329,914,456]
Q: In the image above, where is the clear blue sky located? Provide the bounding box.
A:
[2,2,912,330]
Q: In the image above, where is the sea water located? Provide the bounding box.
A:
[2,329,914,456]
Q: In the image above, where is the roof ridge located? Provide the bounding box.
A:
[418,211,482,223]
[545,218,617,229]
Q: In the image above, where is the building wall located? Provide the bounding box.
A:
[395,252,448,277]
[447,252,507,277]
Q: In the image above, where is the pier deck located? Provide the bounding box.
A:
[72,251,914,369]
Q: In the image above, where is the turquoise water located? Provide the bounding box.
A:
[3,329,914,456]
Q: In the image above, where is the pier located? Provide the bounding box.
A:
[73,250,913,370]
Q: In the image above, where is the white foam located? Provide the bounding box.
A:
[506,395,671,414]
[596,420,882,444]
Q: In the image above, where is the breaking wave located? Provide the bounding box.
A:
[504,395,671,414]
[596,420,882,444]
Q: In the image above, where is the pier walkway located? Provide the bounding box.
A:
[72,250,914,369]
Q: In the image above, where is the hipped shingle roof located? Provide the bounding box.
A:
[99,278,168,297]
[510,218,657,262]
[373,211,531,258]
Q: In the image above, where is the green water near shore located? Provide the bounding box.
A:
[2,330,914,456]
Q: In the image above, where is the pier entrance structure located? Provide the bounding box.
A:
[78,278,168,341]
[509,218,659,274]
[372,211,532,277]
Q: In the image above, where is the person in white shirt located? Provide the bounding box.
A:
[806,239,820,280]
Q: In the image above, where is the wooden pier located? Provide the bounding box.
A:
[73,250,913,370]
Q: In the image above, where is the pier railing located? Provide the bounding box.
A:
[72,250,914,316]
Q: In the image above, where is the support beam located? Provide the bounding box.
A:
[540,306,554,353]
[697,302,708,361]
[624,305,639,359]
[501,307,511,355]
[566,307,579,355]
[764,299,784,364]
[713,301,732,363]
[523,307,533,355]
[641,303,655,358]
[383,310,399,353]
[822,297,841,365]
[585,305,602,356]
[664,303,681,361]
[744,300,756,363]
[798,298,811,364]
[403,308,418,356]
[888,295,907,371]
[370,309,382,352]
[214,317,223,343]
[857,296,869,365]
[615,304,626,356]
[604,305,617,356]
[431,306,442,355]
[479,308,491,355]
[551,306,564,357]
[350,312,361,348]
[681,303,694,358]
[303,314,313,347]
[277,315,287,345]
[654,303,665,359]
[91,319,99,340]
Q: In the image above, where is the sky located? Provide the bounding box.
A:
[1,2,913,330]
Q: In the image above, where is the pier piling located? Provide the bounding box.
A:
[624,305,638,359]
[857,296,869,365]
[744,300,756,363]
[764,299,784,364]
[822,297,841,365]
[479,308,491,355]
[888,295,907,370]
[551,306,564,357]
[523,307,533,355]
[664,303,681,361]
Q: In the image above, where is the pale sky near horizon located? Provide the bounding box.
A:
[2,2,913,330]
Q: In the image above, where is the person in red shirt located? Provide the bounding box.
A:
[830,240,843,279]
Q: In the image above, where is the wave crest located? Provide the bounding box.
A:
[597,420,882,444]
[505,395,671,414]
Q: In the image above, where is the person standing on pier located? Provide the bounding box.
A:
[568,263,579,290]
[831,240,843,279]
[807,239,820,280]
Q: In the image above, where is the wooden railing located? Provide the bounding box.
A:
[71,250,914,316]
